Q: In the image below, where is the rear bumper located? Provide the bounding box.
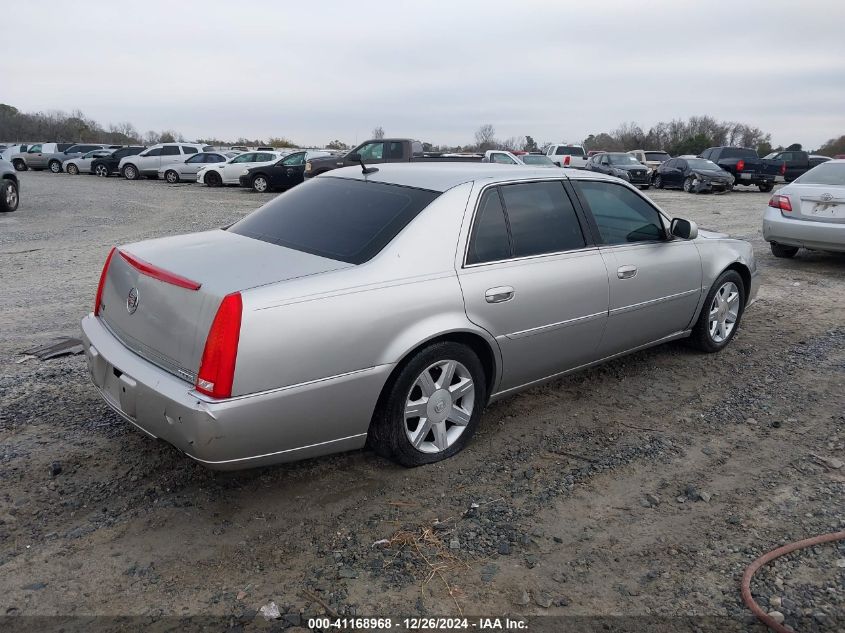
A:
[762,207,845,252]
[81,314,389,470]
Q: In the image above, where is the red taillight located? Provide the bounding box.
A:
[563,155,571,166]
[768,194,792,213]
[196,292,243,399]
[780,162,786,175]
[736,159,745,172]
[119,250,202,291]
[94,247,116,315]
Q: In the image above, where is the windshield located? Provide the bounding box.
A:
[686,159,721,171]
[521,155,554,166]
[554,146,585,157]
[795,162,845,186]
[644,152,670,162]
[229,177,440,264]
[608,154,641,166]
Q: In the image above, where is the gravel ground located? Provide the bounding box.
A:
[1,172,843,631]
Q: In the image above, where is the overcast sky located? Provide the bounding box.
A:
[3,1,844,148]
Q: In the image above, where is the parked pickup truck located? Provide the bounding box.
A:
[763,150,830,182]
[545,144,588,169]
[304,139,480,178]
[699,147,783,192]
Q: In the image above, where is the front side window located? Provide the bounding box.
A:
[205,154,226,163]
[467,189,511,265]
[28,145,42,153]
[229,178,439,264]
[577,181,664,245]
[144,148,163,157]
[282,152,306,166]
[231,153,257,163]
[161,146,180,156]
[357,142,385,160]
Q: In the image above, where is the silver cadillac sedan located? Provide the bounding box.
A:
[81,164,759,470]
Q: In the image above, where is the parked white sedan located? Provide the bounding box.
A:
[63,149,114,175]
[158,151,241,183]
[197,150,283,186]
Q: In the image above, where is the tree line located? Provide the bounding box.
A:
[1,104,841,157]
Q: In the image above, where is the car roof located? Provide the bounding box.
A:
[320,162,619,192]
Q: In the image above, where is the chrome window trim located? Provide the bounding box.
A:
[461,178,590,268]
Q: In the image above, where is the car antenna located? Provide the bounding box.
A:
[358,156,378,175]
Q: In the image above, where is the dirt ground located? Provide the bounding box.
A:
[1,172,843,632]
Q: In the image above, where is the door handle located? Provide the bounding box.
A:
[617,265,638,279]
[485,286,515,303]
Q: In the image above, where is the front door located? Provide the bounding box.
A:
[458,181,610,394]
[275,152,306,188]
[573,179,702,356]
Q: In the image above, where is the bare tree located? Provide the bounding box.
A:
[371,126,385,139]
[474,124,497,151]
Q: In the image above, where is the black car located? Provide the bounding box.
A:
[239,150,330,193]
[654,157,735,193]
[585,152,651,189]
[90,146,146,177]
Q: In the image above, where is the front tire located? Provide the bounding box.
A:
[368,342,487,467]
[252,175,269,193]
[204,171,222,187]
[689,270,745,353]
[770,243,799,258]
[758,183,774,193]
[164,170,180,184]
[66,163,79,175]
[49,160,62,173]
[683,176,696,193]
[0,180,19,212]
[122,164,139,180]
[94,164,110,177]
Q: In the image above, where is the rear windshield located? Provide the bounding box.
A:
[795,162,845,186]
[521,154,554,165]
[719,148,757,159]
[644,152,670,162]
[229,177,440,264]
[554,146,585,157]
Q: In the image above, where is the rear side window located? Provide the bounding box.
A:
[577,181,664,245]
[182,146,198,154]
[202,146,214,152]
[161,146,180,156]
[205,154,225,163]
[500,182,585,257]
[467,189,511,265]
[229,178,439,264]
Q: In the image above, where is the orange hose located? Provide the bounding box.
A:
[741,530,845,633]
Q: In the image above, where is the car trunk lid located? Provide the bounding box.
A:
[785,185,845,224]
[98,229,351,383]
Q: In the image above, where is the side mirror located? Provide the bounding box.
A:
[670,217,698,240]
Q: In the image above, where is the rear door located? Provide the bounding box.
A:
[573,179,702,356]
[158,145,181,169]
[458,180,609,393]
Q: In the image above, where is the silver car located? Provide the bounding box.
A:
[763,159,845,257]
[81,164,759,470]
[158,151,241,183]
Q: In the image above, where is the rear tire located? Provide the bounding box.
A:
[164,170,180,184]
[12,159,27,172]
[94,164,110,177]
[758,183,774,193]
[66,163,79,175]
[368,342,487,467]
[0,180,19,212]
[204,171,222,187]
[122,164,139,180]
[49,160,62,173]
[689,270,745,353]
[770,243,799,258]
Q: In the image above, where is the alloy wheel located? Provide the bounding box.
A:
[404,359,475,454]
[166,171,178,183]
[95,165,108,177]
[50,162,61,173]
[68,164,78,175]
[708,281,739,343]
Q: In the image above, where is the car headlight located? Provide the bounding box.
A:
[615,169,630,180]
[241,169,250,176]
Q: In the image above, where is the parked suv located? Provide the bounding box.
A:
[1,158,19,212]
[16,143,75,170]
[90,146,146,177]
[119,143,213,180]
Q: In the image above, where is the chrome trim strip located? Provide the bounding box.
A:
[185,433,369,465]
[462,245,601,269]
[505,310,607,339]
[609,288,699,316]
[193,365,387,404]
[491,330,691,400]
